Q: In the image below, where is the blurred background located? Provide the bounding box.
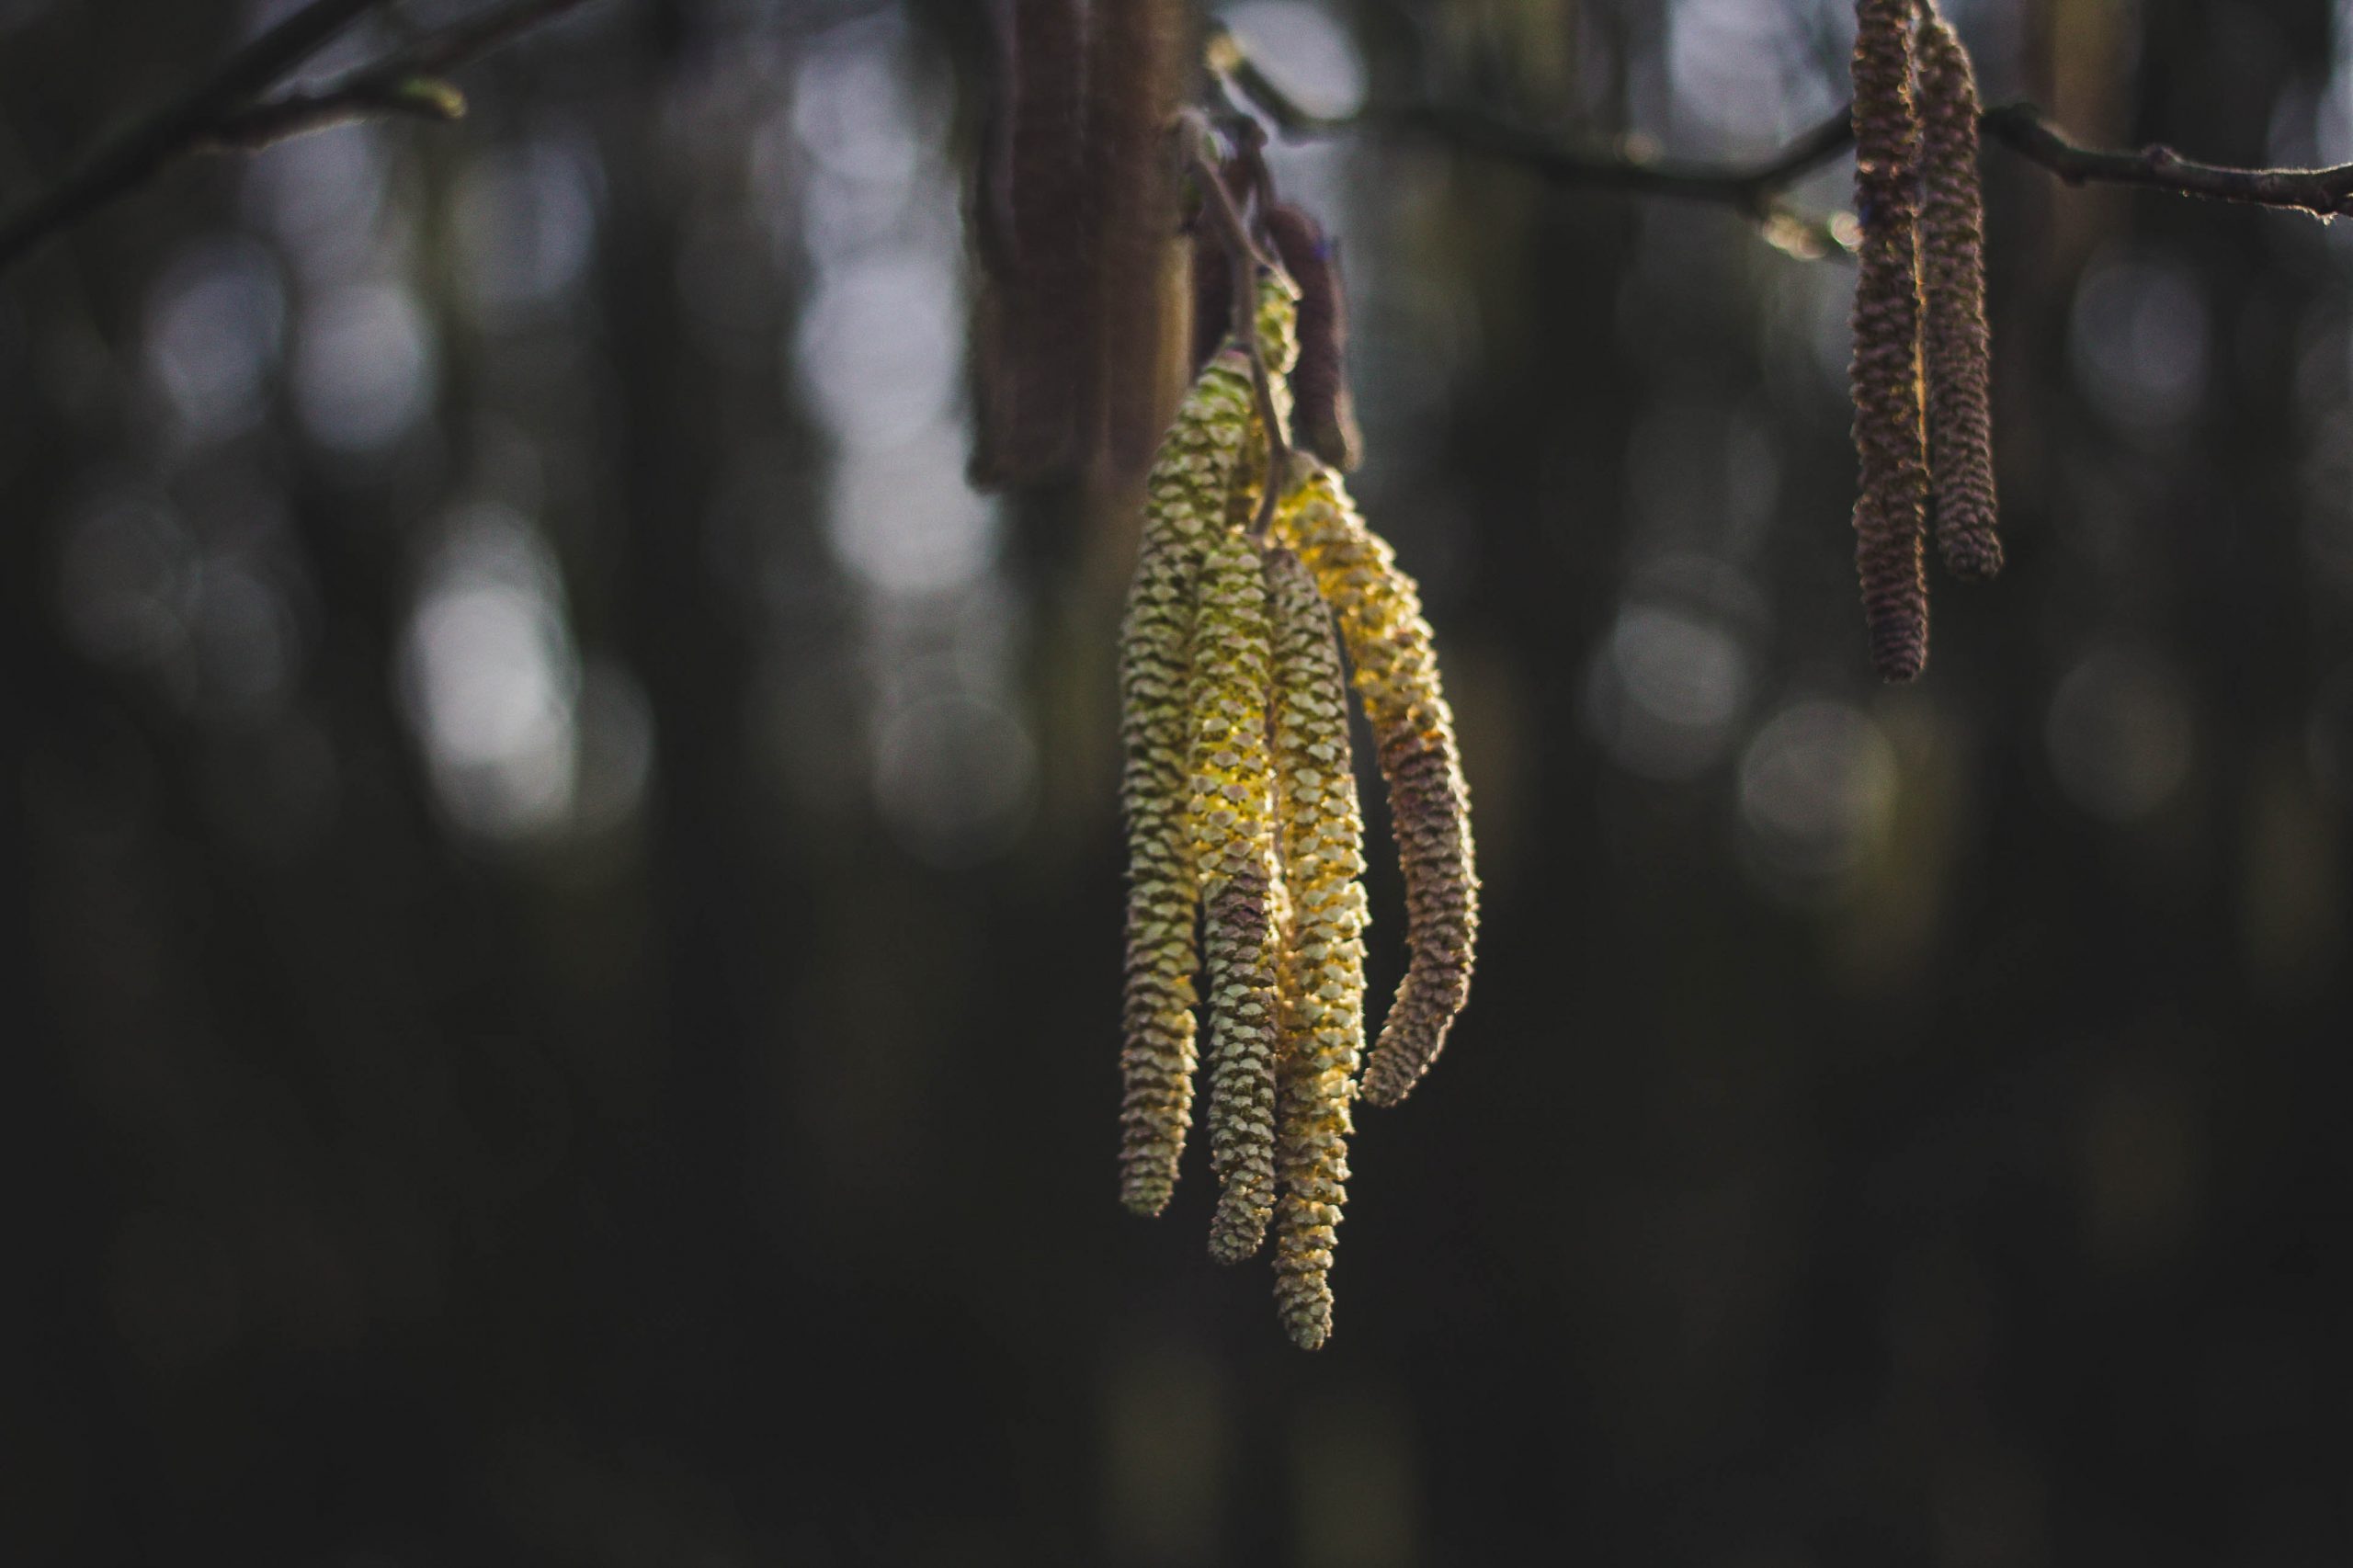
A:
[6,0,2352,1562]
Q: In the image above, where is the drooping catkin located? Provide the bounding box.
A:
[1272,461,1477,1108]
[1265,547,1368,1348]
[1849,0,1931,682]
[1189,528,1282,1262]
[1117,344,1260,1216]
[1261,203,1364,473]
[1915,6,2002,583]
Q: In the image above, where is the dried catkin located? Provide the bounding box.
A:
[1189,528,1281,1262]
[1273,461,1477,1108]
[1089,0,1188,476]
[1261,203,1364,472]
[1117,345,1259,1216]
[969,0,1089,488]
[1849,0,1931,682]
[1265,547,1368,1348]
[1915,6,2002,583]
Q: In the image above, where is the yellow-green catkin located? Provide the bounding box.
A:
[1189,527,1281,1263]
[1118,342,1259,1216]
[1265,546,1368,1348]
[1272,460,1478,1108]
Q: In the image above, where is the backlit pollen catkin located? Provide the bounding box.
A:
[1265,546,1368,1349]
[1272,460,1478,1108]
[1189,528,1282,1264]
[1916,4,2002,582]
[1849,0,1932,682]
[1115,238,1472,1345]
[1117,339,1259,1217]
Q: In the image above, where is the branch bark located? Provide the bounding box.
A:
[0,0,598,276]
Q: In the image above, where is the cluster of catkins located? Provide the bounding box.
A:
[1119,267,1477,1350]
[1849,0,2002,682]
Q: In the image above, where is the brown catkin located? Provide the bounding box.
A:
[1265,547,1368,1348]
[1272,461,1477,1108]
[970,0,1089,488]
[1916,6,2002,582]
[1089,0,1187,477]
[1260,203,1364,472]
[1849,0,1930,682]
[1189,528,1281,1262]
[1117,347,1259,1216]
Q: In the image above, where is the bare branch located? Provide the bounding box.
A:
[1212,23,2353,233]
[1976,103,2353,216]
[0,0,599,276]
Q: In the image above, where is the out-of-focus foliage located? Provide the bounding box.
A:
[7,1,2352,1562]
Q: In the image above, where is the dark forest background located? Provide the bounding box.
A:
[7,0,2353,1562]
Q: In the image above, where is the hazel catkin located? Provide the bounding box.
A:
[1264,546,1368,1347]
[1188,527,1282,1262]
[1117,341,1259,1216]
[1916,6,2002,583]
[1272,460,1477,1108]
[1849,0,1931,682]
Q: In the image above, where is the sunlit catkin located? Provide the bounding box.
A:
[1189,528,1281,1262]
[1117,345,1259,1216]
[1849,0,1930,681]
[1916,7,2002,583]
[1265,547,1368,1347]
[1272,460,1477,1108]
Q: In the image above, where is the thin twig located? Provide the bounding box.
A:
[0,0,598,276]
[208,0,592,150]
[1212,22,2353,227]
[0,0,381,271]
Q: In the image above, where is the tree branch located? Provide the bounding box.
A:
[1211,24,2353,236]
[0,0,599,276]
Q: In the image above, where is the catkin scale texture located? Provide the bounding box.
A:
[1189,528,1281,1263]
[1272,462,1477,1108]
[1917,8,2002,583]
[1265,548,1368,1347]
[1849,0,1931,682]
[1117,346,1259,1216]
